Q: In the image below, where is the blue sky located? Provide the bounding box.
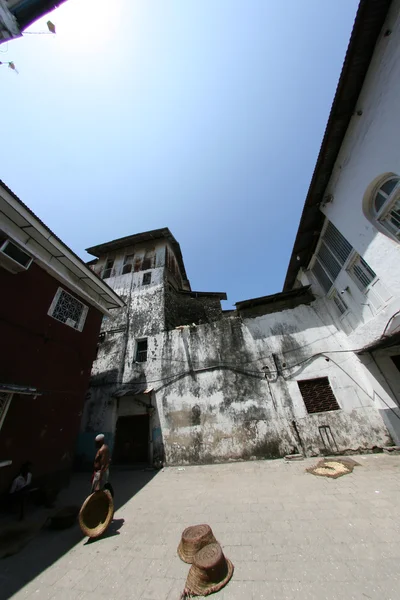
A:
[1,0,358,307]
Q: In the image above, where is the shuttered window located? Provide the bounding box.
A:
[312,220,377,297]
[347,254,376,292]
[323,222,353,264]
[332,291,348,315]
[312,222,353,292]
[298,377,340,414]
[312,260,333,293]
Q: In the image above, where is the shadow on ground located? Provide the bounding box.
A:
[0,468,157,599]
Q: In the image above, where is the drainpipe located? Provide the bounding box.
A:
[272,353,306,455]
[118,272,135,384]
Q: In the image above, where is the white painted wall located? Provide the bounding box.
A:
[299,1,400,350]
[148,298,391,464]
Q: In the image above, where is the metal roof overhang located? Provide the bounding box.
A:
[283,0,393,292]
[0,383,41,395]
[235,285,312,310]
[0,180,124,314]
[11,0,66,31]
[113,385,154,398]
[357,331,400,354]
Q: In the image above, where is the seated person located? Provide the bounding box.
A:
[9,462,33,519]
[10,462,32,495]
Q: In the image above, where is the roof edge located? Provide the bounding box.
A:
[0,179,124,311]
[236,285,312,310]
[283,0,392,291]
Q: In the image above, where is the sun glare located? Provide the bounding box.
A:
[52,0,121,53]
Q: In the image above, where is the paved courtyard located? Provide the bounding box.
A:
[2,454,400,600]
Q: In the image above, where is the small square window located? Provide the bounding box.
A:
[298,377,340,414]
[136,339,148,362]
[142,272,151,285]
[48,287,88,331]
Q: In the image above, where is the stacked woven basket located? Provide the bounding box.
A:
[177,524,233,597]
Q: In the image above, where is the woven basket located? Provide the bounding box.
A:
[178,524,217,564]
[79,490,114,539]
[184,542,234,597]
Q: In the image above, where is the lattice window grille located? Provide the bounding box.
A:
[298,377,340,414]
[48,288,88,331]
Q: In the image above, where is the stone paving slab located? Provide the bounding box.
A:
[1,454,400,600]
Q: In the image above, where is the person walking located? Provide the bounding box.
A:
[91,434,110,493]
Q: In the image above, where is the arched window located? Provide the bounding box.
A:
[368,175,400,239]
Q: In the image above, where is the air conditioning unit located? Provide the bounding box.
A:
[0,238,33,273]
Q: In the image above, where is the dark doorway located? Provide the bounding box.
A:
[113,415,149,464]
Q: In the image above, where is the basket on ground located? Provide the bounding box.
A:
[177,524,217,564]
[184,542,234,596]
[79,490,114,538]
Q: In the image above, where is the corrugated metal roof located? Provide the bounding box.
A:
[235,285,312,310]
[0,383,40,395]
[0,179,124,311]
[283,0,393,291]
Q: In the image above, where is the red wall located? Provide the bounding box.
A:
[0,263,102,493]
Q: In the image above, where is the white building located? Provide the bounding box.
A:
[78,0,400,467]
[285,0,400,445]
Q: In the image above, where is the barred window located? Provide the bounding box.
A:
[48,288,88,332]
[298,377,340,414]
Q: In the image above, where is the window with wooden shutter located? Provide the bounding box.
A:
[298,377,340,414]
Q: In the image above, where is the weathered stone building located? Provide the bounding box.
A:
[78,0,400,467]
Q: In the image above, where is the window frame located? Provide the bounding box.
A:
[310,220,378,299]
[346,252,377,294]
[48,287,89,332]
[0,239,33,270]
[310,220,354,295]
[298,377,340,415]
[371,175,400,240]
[102,258,114,280]
[329,288,349,317]
[122,254,134,275]
[135,339,148,363]
[142,272,151,286]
